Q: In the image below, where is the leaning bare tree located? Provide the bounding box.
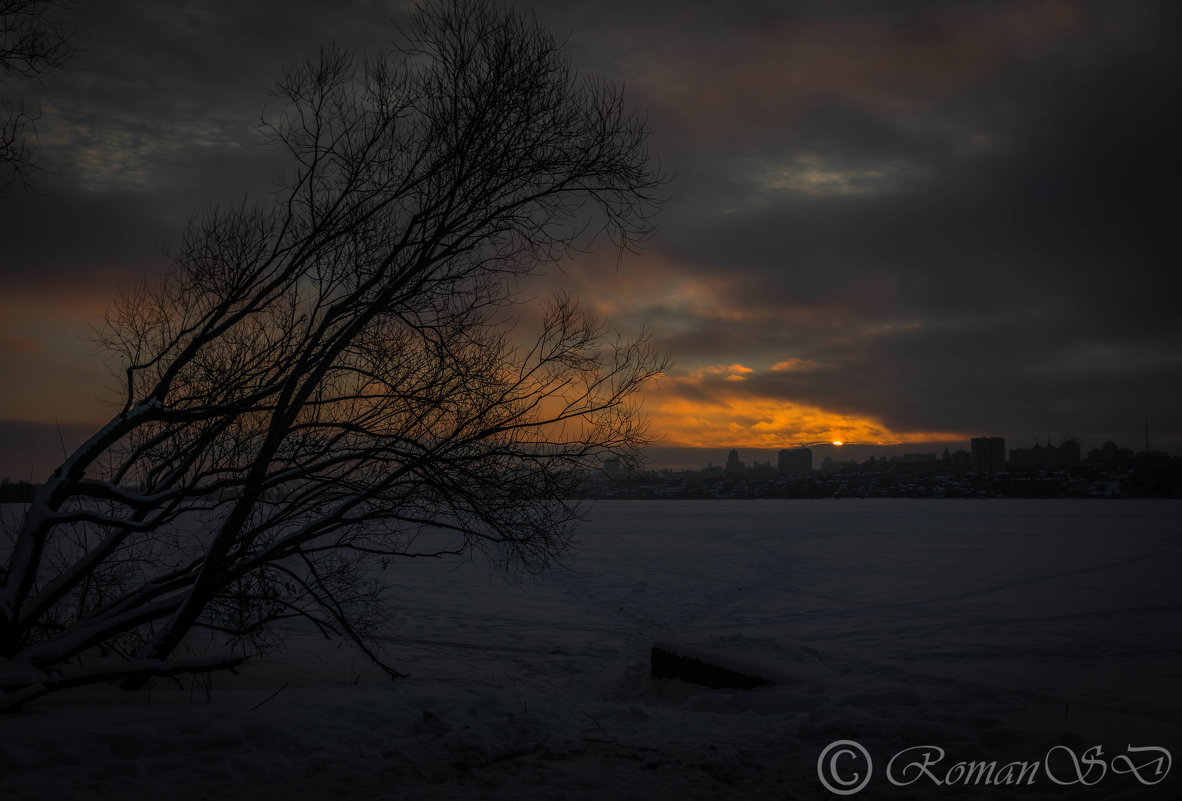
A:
[0,0,665,710]
[0,0,74,190]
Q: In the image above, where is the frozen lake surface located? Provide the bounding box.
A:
[3,499,1180,799]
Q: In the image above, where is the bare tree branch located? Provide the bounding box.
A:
[0,0,74,191]
[0,0,667,710]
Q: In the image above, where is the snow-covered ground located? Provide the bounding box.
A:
[3,499,1180,800]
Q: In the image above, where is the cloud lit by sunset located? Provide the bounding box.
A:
[1,0,1180,479]
[639,365,962,450]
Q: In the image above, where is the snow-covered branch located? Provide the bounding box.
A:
[0,0,665,708]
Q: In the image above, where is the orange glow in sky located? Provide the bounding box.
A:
[638,380,962,450]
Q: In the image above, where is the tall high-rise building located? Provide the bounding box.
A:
[778,447,812,476]
[970,437,1006,474]
[725,449,742,474]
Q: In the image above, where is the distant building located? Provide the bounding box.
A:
[950,449,972,473]
[1058,438,1081,465]
[896,454,941,476]
[940,446,970,474]
[971,436,1006,473]
[902,453,936,463]
[1007,442,1044,471]
[725,449,744,475]
[1102,440,1120,465]
[777,447,812,476]
[1009,438,1082,471]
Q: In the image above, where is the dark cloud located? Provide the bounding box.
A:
[1,0,1179,472]
[617,1,1182,450]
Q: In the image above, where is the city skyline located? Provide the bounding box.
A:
[642,427,1169,474]
[0,414,1175,481]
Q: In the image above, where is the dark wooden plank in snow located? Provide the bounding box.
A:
[650,641,780,690]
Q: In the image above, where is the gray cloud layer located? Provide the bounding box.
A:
[1,0,1178,472]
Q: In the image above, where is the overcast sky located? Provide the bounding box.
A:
[2,0,1180,477]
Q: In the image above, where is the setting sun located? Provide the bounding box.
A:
[832,441,844,446]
